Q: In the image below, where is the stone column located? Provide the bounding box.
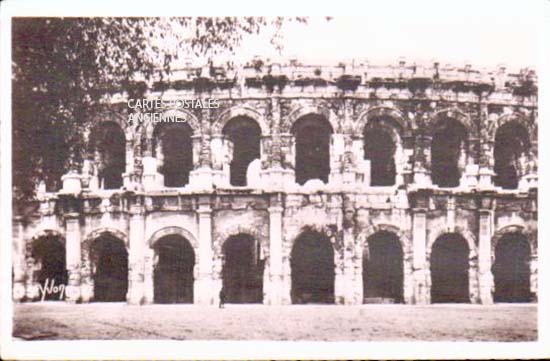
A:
[342,228,359,304]
[412,206,429,304]
[530,253,538,301]
[479,111,495,189]
[195,200,214,305]
[281,255,292,305]
[127,198,145,304]
[329,133,345,187]
[189,135,214,191]
[413,133,432,187]
[65,212,81,303]
[265,205,284,305]
[12,216,26,302]
[478,200,494,305]
[462,137,480,188]
[122,137,134,188]
[142,246,155,304]
[210,134,226,187]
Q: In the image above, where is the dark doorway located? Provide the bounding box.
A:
[291,229,335,304]
[493,233,532,302]
[431,118,467,188]
[92,122,126,189]
[222,234,264,303]
[154,235,195,303]
[223,117,261,186]
[154,122,193,187]
[31,235,67,300]
[364,127,396,186]
[363,231,403,303]
[292,115,333,185]
[493,123,530,189]
[91,235,128,302]
[430,233,470,303]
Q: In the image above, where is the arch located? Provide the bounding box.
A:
[427,225,478,258]
[493,121,531,189]
[492,224,537,259]
[292,114,334,185]
[28,229,65,247]
[288,224,341,252]
[358,223,413,304]
[153,234,196,304]
[222,116,262,186]
[488,112,536,143]
[89,233,128,302]
[355,106,409,135]
[26,230,67,301]
[145,108,201,138]
[148,226,198,250]
[214,106,268,135]
[83,228,129,250]
[89,108,129,133]
[221,233,265,303]
[283,102,337,134]
[363,126,397,186]
[362,230,404,303]
[430,116,469,187]
[430,232,470,303]
[88,120,126,189]
[358,223,411,255]
[492,231,532,302]
[152,121,194,187]
[290,228,336,304]
[428,108,475,136]
[214,224,268,261]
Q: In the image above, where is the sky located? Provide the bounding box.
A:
[2,0,542,71]
[209,2,540,71]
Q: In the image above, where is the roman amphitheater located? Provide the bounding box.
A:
[12,59,538,306]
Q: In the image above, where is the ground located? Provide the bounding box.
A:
[13,303,536,341]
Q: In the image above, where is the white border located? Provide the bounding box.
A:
[1,0,548,359]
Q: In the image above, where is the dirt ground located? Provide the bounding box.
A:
[13,302,536,341]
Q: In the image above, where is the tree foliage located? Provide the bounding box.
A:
[12,17,304,204]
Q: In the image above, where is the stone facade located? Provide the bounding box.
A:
[13,60,538,305]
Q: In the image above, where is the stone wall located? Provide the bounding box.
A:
[13,61,538,305]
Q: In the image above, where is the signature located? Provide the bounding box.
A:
[38,278,65,301]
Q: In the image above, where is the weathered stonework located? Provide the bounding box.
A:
[13,60,538,305]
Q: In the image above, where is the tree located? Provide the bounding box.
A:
[12,17,305,204]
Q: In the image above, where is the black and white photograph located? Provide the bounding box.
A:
[0,0,548,359]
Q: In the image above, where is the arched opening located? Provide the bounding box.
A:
[153,122,193,187]
[222,234,264,303]
[91,122,126,189]
[222,117,261,186]
[91,234,128,302]
[364,126,396,186]
[292,114,333,185]
[290,229,335,304]
[153,235,195,304]
[363,231,403,303]
[492,232,532,302]
[430,233,470,303]
[493,122,530,189]
[431,118,467,188]
[31,235,67,300]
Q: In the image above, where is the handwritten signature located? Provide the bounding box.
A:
[38,278,65,301]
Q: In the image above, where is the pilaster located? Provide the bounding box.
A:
[265,204,284,305]
[412,205,429,304]
[478,196,494,305]
[12,216,26,302]
[65,211,81,303]
[127,196,146,304]
[195,198,214,305]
